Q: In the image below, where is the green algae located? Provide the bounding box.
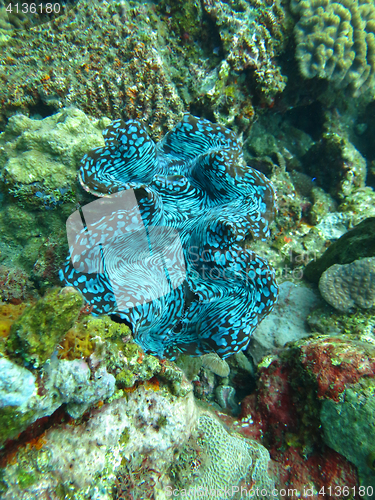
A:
[321,378,375,491]
[307,304,375,339]
[0,109,106,209]
[0,405,37,445]
[7,288,83,367]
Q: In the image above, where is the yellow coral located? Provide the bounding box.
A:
[291,0,375,95]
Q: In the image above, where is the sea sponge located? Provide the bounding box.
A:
[0,303,28,339]
[291,0,375,95]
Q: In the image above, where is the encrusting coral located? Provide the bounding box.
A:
[0,108,108,208]
[291,0,375,95]
[202,0,289,102]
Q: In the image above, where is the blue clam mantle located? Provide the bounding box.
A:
[60,115,278,359]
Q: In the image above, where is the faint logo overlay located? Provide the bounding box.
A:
[65,190,186,310]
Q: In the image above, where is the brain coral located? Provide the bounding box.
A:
[319,256,375,312]
[171,413,275,498]
[60,115,278,359]
[291,0,375,95]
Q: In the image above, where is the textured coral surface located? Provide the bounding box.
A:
[291,0,375,95]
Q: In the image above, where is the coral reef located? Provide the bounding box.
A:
[0,265,35,303]
[61,115,278,359]
[304,217,375,282]
[48,358,115,419]
[297,335,375,402]
[307,302,375,338]
[170,413,275,498]
[239,335,364,496]
[0,0,293,138]
[0,357,36,408]
[0,384,197,498]
[0,108,108,208]
[301,125,367,200]
[319,257,375,312]
[0,354,115,445]
[202,0,289,102]
[291,0,375,96]
[0,0,185,134]
[7,287,83,367]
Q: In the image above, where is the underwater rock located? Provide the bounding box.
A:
[0,354,115,446]
[338,186,375,224]
[0,357,36,408]
[0,383,197,497]
[307,304,375,339]
[304,217,375,283]
[0,108,108,208]
[49,358,115,419]
[240,336,362,494]
[248,281,321,364]
[321,380,375,492]
[301,128,367,201]
[7,287,83,368]
[293,334,375,490]
[60,114,278,359]
[309,187,337,226]
[0,264,35,303]
[319,257,375,313]
[314,211,352,240]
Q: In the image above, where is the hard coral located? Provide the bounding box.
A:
[170,413,275,498]
[0,108,107,209]
[319,257,375,312]
[202,0,289,102]
[0,0,184,134]
[291,0,375,95]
